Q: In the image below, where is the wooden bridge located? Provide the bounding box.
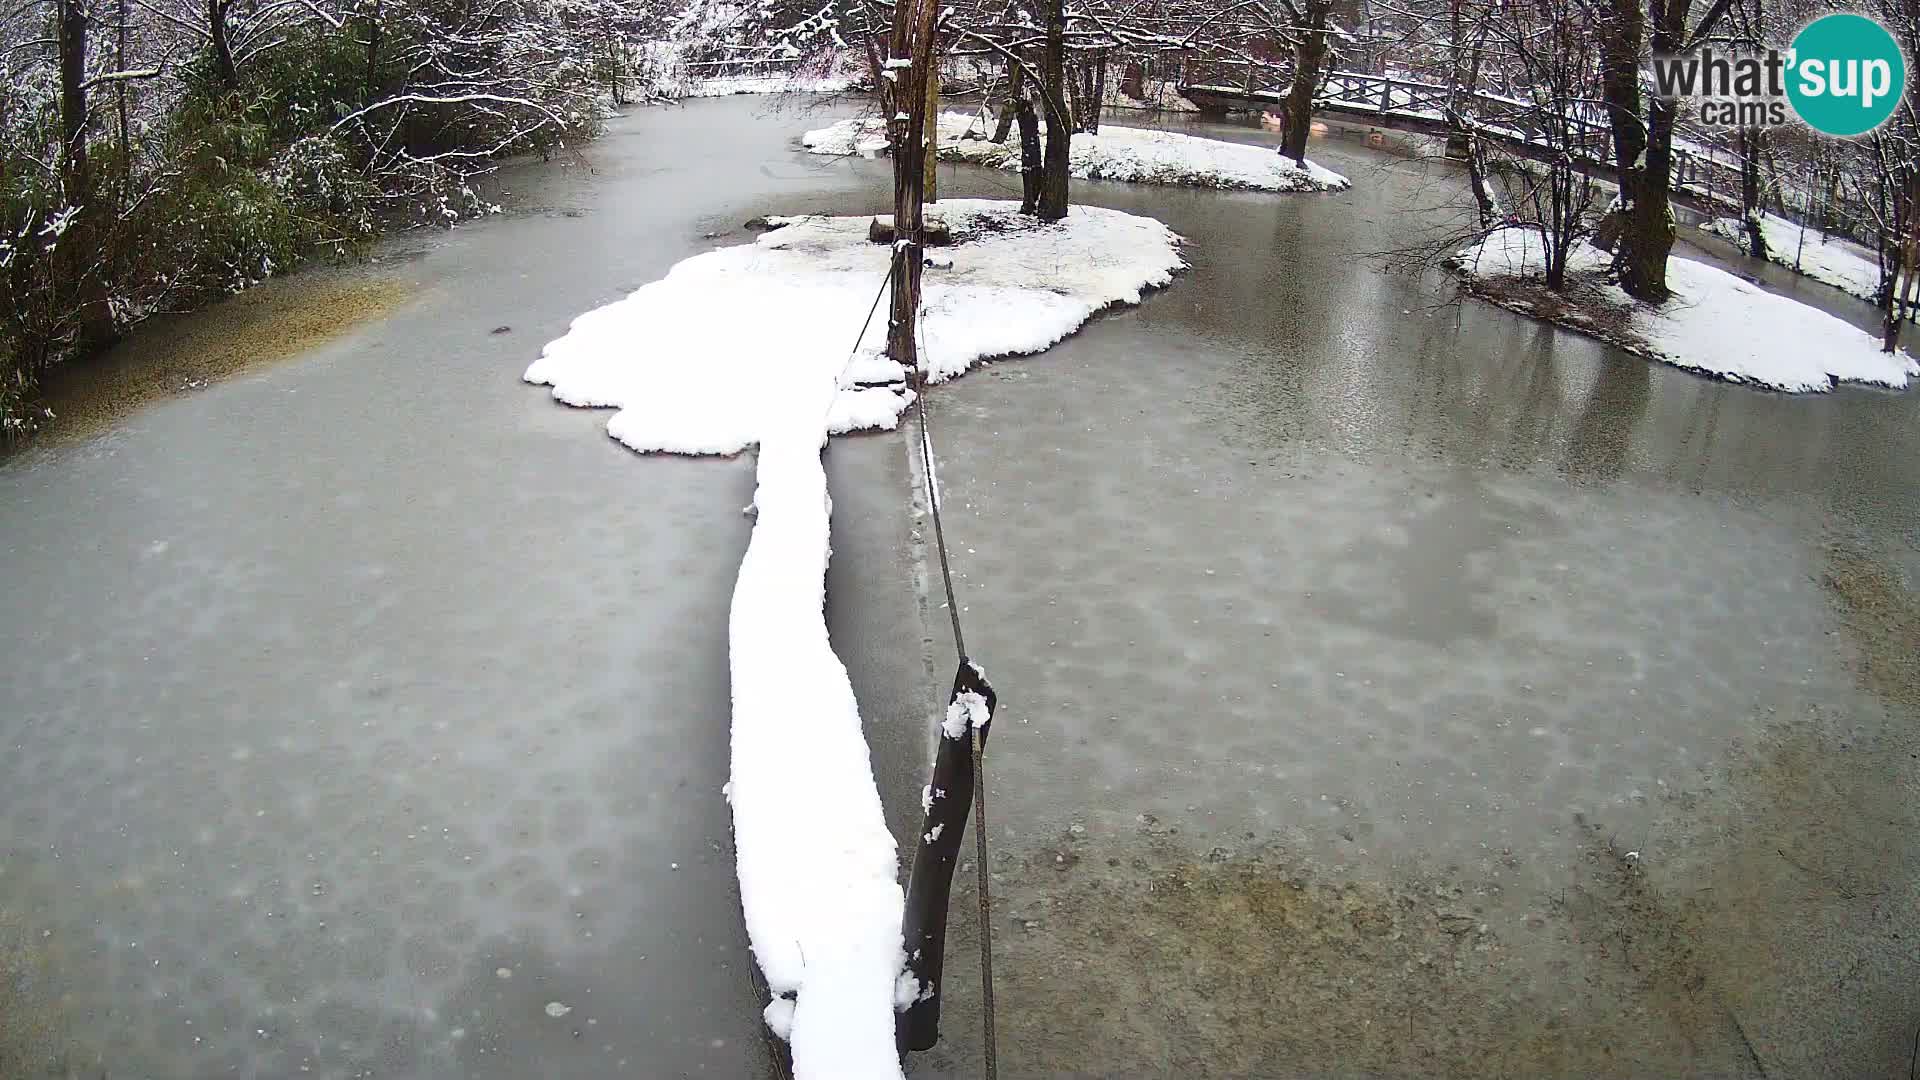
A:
[1181,66,1742,208]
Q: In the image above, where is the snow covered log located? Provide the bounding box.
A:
[729,408,909,1080]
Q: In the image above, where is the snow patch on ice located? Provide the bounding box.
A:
[1452,227,1917,393]
[526,200,1184,454]
[802,112,1351,192]
[526,198,1182,1080]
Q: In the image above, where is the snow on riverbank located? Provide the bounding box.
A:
[802,111,1351,192]
[685,73,858,96]
[526,199,1182,1078]
[1704,212,1910,322]
[1452,227,1917,393]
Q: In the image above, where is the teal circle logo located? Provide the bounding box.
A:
[1786,14,1906,136]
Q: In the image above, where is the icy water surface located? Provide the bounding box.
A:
[0,96,888,1079]
[895,118,1920,1077]
[3,97,1918,1078]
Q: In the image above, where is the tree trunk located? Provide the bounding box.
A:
[1065,57,1087,132]
[209,0,237,89]
[114,0,129,168]
[1594,0,1645,260]
[865,33,890,124]
[1016,87,1042,214]
[1601,0,1695,302]
[607,36,628,105]
[1086,53,1106,134]
[1444,7,1491,222]
[1615,54,1678,301]
[886,0,935,374]
[1885,221,1918,353]
[1037,0,1069,221]
[57,0,117,353]
[1881,244,1906,352]
[1598,0,1644,181]
[57,0,88,209]
[1738,125,1767,261]
[365,0,383,101]
[1282,0,1332,166]
[924,51,938,203]
[1465,136,1498,226]
[991,60,1020,143]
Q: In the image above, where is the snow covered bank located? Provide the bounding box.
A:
[802,111,1351,192]
[1451,227,1917,393]
[685,73,858,97]
[1704,212,1911,322]
[525,199,1182,1077]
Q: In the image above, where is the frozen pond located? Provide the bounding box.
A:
[3,96,1918,1078]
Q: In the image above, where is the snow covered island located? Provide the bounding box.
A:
[1450,227,1917,394]
[526,199,1183,1080]
[803,111,1352,193]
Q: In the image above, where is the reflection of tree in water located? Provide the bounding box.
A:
[1663,386,1724,492]
[1561,352,1652,485]
[1395,317,1568,468]
[1490,324,1574,470]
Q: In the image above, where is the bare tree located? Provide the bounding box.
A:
[1487,0,1605,288]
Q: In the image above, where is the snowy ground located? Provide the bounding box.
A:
[1705,212,1912,322]
[684,73,858,97]
[1451,227,1917,393]
[525,199,1182,1078]
[802,111,1351,192]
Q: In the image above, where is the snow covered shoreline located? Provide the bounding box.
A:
[1704,212,1914,325]
[525,199,1183,1078]
[1450,228,1917,394]
[684,73,859,97]
[802,111,1351,193]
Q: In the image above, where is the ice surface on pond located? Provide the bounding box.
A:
[527,199,1183,1079]
[802,112,1353,192]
